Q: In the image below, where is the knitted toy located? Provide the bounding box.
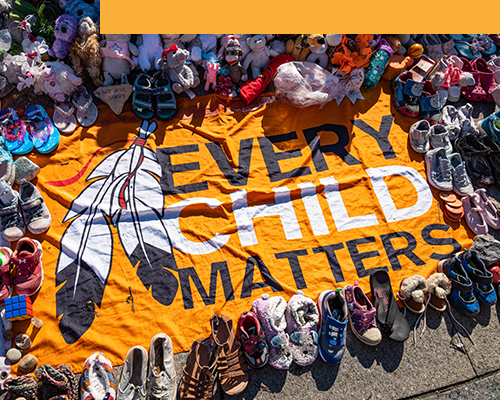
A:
[243,35,272,79]
[66,0,99,23]
[33,61,82,102]
[100,34,138,86]
[68,17,102,87]
[133,34,163,72]
[48,15,78,60]
[158,45,200,99]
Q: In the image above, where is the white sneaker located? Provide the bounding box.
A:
[118,346,148,400]
[429,124,453,154]
[458,104,480,136]
[409,120,431,153]
[449,153,474,196]
[441,105,461,139]
[425,147,453,191]
[148,333,176,400]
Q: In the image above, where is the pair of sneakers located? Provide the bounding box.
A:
[438,249,496,315]
[409,120,452,154]
[0,238,44,301]
[0,179,51,242]
[116,334,176,400]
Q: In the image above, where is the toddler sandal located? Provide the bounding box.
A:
[152,72,177,121]
[132,74,155,120]
[53,102,77,133]
[0,107,34,155]
[72,86,98,127]
[25,104,61,154]
[477,35,497,56]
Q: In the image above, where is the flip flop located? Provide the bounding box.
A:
[370,270,410,342]
[455,41,482,60]
[152,72,177,120]
[53,102,77,133]
[0,107,33,155]
[72,86,98,127]
[132,74,155,120]
[25,104,61,154]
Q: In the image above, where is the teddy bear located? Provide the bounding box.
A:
[243,35,273,79]
[158,44,200,99]
[306,41,328,68]
[100,34,138,86]
[68,17,102,87]
[160,34,197,50]
[133,34,163,72]
[188,34,223,66]
[33,61,82,102]
[286,34,326,61]
[48,14,78,59]
[66,0,100,23]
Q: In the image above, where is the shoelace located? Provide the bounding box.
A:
[0,206,22,229]
[438,157,452,181]
[455,164,469,186]
[23,202,45,222]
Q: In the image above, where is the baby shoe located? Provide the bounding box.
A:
[252,294,292,370]
[427,273,452,311]
[419,80,442,124]
[424,148,453,191]
[479,110,500,142]
[448,153,474,196]
[479,134,500,184]
[455,134,493,188]
[342,281,382,346]
[0,179,24,242]
[409,119,431,153]
[0,108,34,156]
[457,250,496,306]
[36,364,79,400]
[147,334,176,400]
[81,352,117,400]
[117,346,148,400]
[429,124,452,154]
[12,238,44,296]
[457,103,480,136]
[475,188,500,230]
[0,246,12,303]
[285,290,319,367]
[14,157,40,184]
[238,311,269,369]
[461,58,487,101]
[19,180,52,235]
[398,275,428,314]
[419,35,444,61]
[462,192,488,235]
[441,105,461,139]
[437,34,458,56]
[487,54,500,84]
[392,71,421,118]
[473,58,497,102]
[317,289,347,364]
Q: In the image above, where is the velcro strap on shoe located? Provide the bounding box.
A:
[132,86,154,95]
[471,274,493,286]
[451,279,473,293]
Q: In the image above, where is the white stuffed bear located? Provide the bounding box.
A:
[306,42,328,68]
[243,34,272,79]
[134,34,163,72]
[325,34,343,47]
[189,34,223,66]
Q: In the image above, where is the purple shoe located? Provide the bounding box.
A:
[342,282,382,346]
[252,294,292,370]
[285,290,319,366]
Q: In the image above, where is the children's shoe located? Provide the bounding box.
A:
[455,134,494,188]
[81,352,117,400]
[147,333,176,400]
[0,246,12,303]
[117,346,148,400]
[475,188,500,230]
[438,256,479,315]
[424,147,453,191]
[409,119,431,153]
[25,104,61,154]
[427,273,452,312]
[12,238,43,296]
[460,57,487,101]
[392,71,421,117]
[441,105,461,139]
[429,124,452,153]
[457,250,497,306]
[398,275,428,314]
[252,294,292,370]
[342,282,381,346]
[462,192,488,235]
[449,153,474,196]
[419,80,442,124]
[19,180,52,235]
[0,107,34,156]
[285,290,319,366]
[317,289,347,364]
[14,156,40,184]
[238,311,269,369]
[479,110,500,143]
[473,58,497,102]
[0,179,24,242]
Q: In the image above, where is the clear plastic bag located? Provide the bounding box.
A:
[274,61,339,108]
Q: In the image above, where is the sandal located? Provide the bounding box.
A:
[152,72,177,120]
[25,104,61,154]
[455,40,482,60]
[72,86,98,127]
[0,107,33,155]
[132,74,155,120]
[53,102,77,134]
[370,270,410,342]
[210,314,248,396]
[460,58,487,102]
[179,338,217,400]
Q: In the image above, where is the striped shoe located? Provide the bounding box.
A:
[81,352,117,400]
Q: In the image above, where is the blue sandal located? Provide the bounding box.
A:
[0,107,34,155]
[25,104,61,154]
[152,72,177,121]
[132,74,155,120]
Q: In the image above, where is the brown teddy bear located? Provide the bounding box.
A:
[286,34,326,61]
[69,17,103,87]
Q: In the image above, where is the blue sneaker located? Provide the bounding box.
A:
[457,250,497,306]
[438,256,479,315]
[480,110,500,144]
[317,289,347,364]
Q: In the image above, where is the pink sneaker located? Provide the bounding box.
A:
[12,238,44,296]
[0,246,13,302]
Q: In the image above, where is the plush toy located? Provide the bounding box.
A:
[66,0,99,23]
[188,34,222,66]
[100,34,138,86]
[243,35,272,79]
[215,36,247,97]
[160,34,196,50]
[204,62,218,91]
[219,34,251,62]
[306,42,328,68]
[286,34,326,61]
[134,34,163,72]
[68,17,102,87]
[48,14,78,59]
[158,44,200,99]
[33,61,81,102]
[269,39,286,57]
[325,34,343,47]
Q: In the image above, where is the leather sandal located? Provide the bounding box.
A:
[210,314,248,396]
[179,337,217,400]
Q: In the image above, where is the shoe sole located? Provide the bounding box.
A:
[341,287,381,347]
[16,239,44,297]
[317,290,343,364]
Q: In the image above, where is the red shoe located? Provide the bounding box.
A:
[473,58,498,102]
[0,247,13,302]
[12,238,43,296]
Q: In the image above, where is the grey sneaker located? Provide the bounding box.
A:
[148,333,176,400]
[409,120,431,153]
[429,124,453,154]
[425,147,453,191]
[19,180,51,235]
[0,179,24,242]
[442,105,461,140]
[449,153,474,196]
[118,346,148,400]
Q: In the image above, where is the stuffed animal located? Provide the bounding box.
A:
[65,0,100,23]
[269,39,286,57]
[204,62,218,91]
[286,34,326,61]
[188,34,222,66]
[100,34,138,86]
[216,36,248,97]
[134,34,163,72]
[68,17,102,87]
[33,61,81,102]
[243,35,272,79]
[325,34,343,47]
[160,34,197,50]
[158,44,200,99]
[306,42,328,68]
[48,14,78,59]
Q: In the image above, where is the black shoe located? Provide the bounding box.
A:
[455,134,494,188]
[479,135,500,186]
